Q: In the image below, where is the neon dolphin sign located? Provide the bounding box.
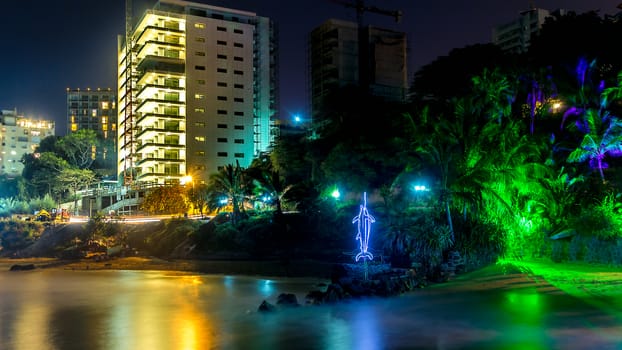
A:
[353,192,375,262]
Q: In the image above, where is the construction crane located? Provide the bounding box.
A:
[331,0,402,25]
[330,0,402,91]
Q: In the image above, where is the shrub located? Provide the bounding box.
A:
[0,220,45,252]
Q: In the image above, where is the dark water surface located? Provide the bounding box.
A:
[1,268,621,349]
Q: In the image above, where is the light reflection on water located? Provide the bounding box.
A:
[1,269,621,350]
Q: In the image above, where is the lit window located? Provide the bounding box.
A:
[195,94,205,99]
[92,109,97,117]
[195,136,205,142]
[195,122,205,127]
[194,108,205,113]
[196,151,205,156]
[102,102,109,110]
[195,23,205,29]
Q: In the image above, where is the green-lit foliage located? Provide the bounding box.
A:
[571,194,622,240]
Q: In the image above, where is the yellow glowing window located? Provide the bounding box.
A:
[102,102,109,110]
[195,136,205,142]
[92,109,97,117]
[195,23,205,29]
[194,108,205,113]
[102,124,108,131]
[91,145,96,159]
[112,124,116,131]
[101,116,108,124]
[71,116,76,123]
[71,124,78,131]
[195,94,205,99]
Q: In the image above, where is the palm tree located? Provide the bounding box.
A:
[471,68,515,125]
[206,162,245,224]
[567,109,622,183]
[251,169,291,215]
[408,113,461,240]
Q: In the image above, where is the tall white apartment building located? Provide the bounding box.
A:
[493,8,568,54]
[0,109,55,178]
[118,0,278,186]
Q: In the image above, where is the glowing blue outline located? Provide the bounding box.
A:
[353,192,375,262]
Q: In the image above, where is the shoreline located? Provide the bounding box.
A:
[0,256,337,279]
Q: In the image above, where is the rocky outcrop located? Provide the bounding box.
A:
[9,264,35,271]
[306,264,421,304]
[258,263,424,311]
[258,293,300,312]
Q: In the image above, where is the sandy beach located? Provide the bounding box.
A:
[0,256,337,278]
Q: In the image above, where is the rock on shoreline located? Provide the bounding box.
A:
[258,263,423,311]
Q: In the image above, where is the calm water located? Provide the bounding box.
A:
[1,269,622,350]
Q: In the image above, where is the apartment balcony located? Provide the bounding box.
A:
[136,172,183,181]
[136,84,185,101]
[136,127,185,139]
[135,25,184,45]
[136,98,184,114]
[136,141,185,153]
[135,157,185,166]
[136,113,185,125]
[137,70,184,87]
[136,55,185,76]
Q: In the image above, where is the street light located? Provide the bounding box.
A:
[331,188,341,199]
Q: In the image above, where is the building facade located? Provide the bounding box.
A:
[492,8,568,54]
[118,0,278,186]
[308,19,407,120]
[66,88,118,174]
[0,109,55,178]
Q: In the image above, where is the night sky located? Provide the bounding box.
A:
[0,0,617,134]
